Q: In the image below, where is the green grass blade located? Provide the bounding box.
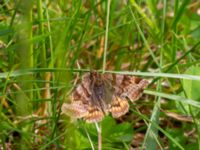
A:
[145,90,200,108]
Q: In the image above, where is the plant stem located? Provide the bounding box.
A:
[84,126,95,150]
[16,0,34,116]
[102,0,111,73]
[95,122,102,150]
[37,0,46,68]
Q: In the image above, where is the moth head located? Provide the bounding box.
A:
[90,71,103,85]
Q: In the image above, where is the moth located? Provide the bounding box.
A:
[62,72,149,123]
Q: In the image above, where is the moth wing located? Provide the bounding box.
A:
[71,73,92,102]
[89,74,115,112]
[109,97,129,118]
[110,74,149,101]
[61,101,89,119]
[104,82,115,104]
[122,78,149,101]
[61,73,92,120]
[84,106,104,123]
[103,74,115,105]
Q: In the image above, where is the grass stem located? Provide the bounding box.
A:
[84,126,95,150]
[95,122,102,150]
[102,0,111,73]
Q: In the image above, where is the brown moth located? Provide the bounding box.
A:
[62,72,149,123]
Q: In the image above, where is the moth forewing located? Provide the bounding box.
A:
[123,78,149,102]
[103,78,115,104]
[89,73,112,111]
